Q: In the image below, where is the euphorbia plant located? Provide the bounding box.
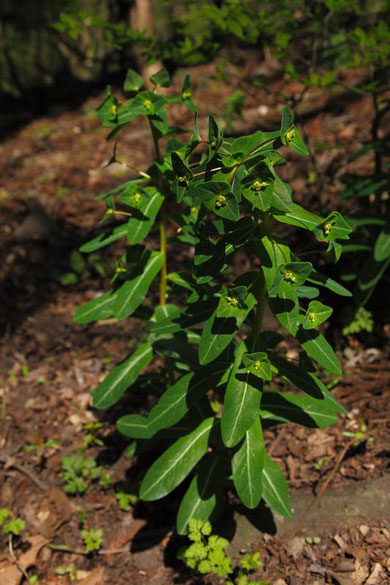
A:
[75,68,352,533]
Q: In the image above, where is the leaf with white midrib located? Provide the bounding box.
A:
[140,417,214,501]
[74,290,116,324]
[262,454,291,518]
[114,252,163,320]
[92,342,153,408]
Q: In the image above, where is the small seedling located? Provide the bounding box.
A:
[60,454,112,494]
[314,456,331,471]
[81,528,104,552]
[55,565,78,581]
[180,519,232,579]
[0,508,25,536]
[78,422,104,452]
[116,489,138,512]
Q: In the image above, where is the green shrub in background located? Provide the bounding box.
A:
[75,68,352,531]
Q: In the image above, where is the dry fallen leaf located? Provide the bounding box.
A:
[78,567,105,585]
[0,535,48,585]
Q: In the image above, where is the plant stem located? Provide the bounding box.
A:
[159,215,167,306]
[252,213,270,350]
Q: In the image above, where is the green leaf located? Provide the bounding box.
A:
[268,289,299,336]
[261,392,339,428]
[258,235,291,290]
[308,270,352,297]
[140,417,215,501]
[92,342,153,408]
[177,455,224,535]
[125,190,164,244]
[148,366,227,433]
[242,352,272,381]
[80,224,128,253]
[74,290,117,324]
[150,68,171,88]
[273,204,323,231]
[124,67,144,93]
[181,74,196,111]
[198,288,256,365]
[241,162,274,211]
[231,130,266,157]
[296,326,342,374]
[288,126,309,156]
[232,417,265,509]
[114,252,163,320]
[303,301,333,329]
[116,414,153,439]
[269,262,313,296]
[271,177,294,212]
[280,106,294,136]
[313,212,352,243]
[262,454,291,518]
[221,345,263,448]
[374,223,390,261]
[190,182,239,221]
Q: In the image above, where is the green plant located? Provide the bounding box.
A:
[75,68,351,531]
[60,454,112,494]
[180,519,232,579]
[342,306,374,336]
[180,520,267,584]
[81,527,104,553]
[78,422,104,452]
[0,508,25,536]
[55,565,78,581]
[115,482,138,512]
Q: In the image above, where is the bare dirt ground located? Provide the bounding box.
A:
[0,62,389,585]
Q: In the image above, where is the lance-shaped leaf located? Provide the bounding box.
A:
[262,454,291,518]
[261,392,339,428]
[92,341,153,409]
[280,106,294,137]
[242,352,272,381]
[114,251,163,320]
[80,224,128,253]
[181,74,196,111]
[296,325,342,375]
[221,345,263,448]
[273,203,323,231]
[271,176,294,212]
[258,235,291,289]
[313,212,352,243]
[148,365,227,433]
[198,287,256,365]
[177,455,224,534]
[74,290,117,324]
[208,115,223,158]
[232,417,265,509]
[303,301,333,330]
[308,270,352,297]
[140,417,215,501]
[171,152,193,188]
[270,355,326,401]
[116,414,153,439]
[124,190,164,245]
[374,222,390,261]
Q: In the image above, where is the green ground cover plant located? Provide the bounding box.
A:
[75,68,351,531]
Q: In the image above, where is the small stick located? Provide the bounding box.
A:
[48,543,130,556]
[0,454,48,492]
[8,535,32,582]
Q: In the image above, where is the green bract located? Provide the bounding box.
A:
[75,69,351,534]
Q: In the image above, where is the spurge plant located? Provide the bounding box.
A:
[75,68,352,533]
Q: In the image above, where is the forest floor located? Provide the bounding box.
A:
[0,60,389,585]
